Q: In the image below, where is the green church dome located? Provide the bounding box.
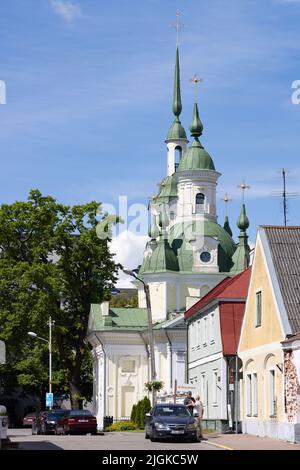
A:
[177,139,215,171]
[169,220,236,273]
[166,119,187,142]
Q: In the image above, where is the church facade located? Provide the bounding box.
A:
[86,44,250,429]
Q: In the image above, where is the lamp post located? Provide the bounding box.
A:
[123,270,157,405]
[28,316,55,409]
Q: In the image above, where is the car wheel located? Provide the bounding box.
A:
[194,431,201,443]
[150,433,156,442]
[145,432,150,439]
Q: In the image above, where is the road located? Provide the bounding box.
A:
[7,428,219,450]
[7,428,300,451]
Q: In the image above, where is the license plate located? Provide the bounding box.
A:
[78,420,88,423]
[171,430,185,435]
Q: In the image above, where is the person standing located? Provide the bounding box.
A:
[184,391,195,414]
[193,395,204,439]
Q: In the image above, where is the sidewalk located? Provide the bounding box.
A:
[204,432,300,450]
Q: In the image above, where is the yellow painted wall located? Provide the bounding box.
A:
[240,348,285,422]
[239,239,284,353]
[239,234,286,424]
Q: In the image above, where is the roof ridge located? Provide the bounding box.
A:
[185,268,251,320]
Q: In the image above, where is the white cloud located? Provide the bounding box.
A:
[49,0,82,23]
[110,230,148,288]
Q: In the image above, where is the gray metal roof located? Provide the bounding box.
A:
[263,226,300,334]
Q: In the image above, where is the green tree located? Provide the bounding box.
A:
[0,190,120,409]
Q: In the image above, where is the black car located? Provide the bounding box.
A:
[41,410,69,435]
[145,404,200,442]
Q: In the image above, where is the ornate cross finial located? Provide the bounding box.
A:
[221,193,232,216]
[238,180,250,203]
[170,10,184,46]
[190,74,203,102]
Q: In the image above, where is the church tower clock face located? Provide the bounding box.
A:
[200,251,211,263]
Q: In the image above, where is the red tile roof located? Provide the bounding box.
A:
[184,267,252,321]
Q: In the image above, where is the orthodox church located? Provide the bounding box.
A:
[86,44,250,429]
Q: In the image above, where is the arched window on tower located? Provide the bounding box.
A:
[174,146,182,172]
[196,193,205,213]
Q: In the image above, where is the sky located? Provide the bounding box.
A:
[1,0,300,286]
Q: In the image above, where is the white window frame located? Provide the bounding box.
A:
[252,372,258,417]
[213,369,218,406]
[255,289,262,327]
[201,372,206,406]
[210,313,215,344]
[269,369,276,417]
[203,317,207,346]
[246,373,252,417]
[191,323,195,351]
[196,319,201,349]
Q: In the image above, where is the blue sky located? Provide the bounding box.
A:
[1,0,300,248]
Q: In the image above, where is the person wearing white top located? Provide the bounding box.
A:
[193,395,204,438]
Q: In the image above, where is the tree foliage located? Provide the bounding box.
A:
[0,190,120,409]
[130,396,151,429]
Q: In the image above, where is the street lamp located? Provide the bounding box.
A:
[123,269,157,405]
[28,317,55,409]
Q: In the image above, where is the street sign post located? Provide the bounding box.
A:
[46,392,54,408]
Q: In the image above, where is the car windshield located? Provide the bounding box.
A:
[154,406,189,417]
[69,410,92,417]
[47,410,66,418]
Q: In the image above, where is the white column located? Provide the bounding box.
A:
[95,345,105,431]
[91,350,98,417]
[166,342,172,392]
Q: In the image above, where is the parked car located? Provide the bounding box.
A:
[32,411,50,435]
[41,410,69,435]
[61,410,97,435]
[23,413,37,428]
[145,404,200,442]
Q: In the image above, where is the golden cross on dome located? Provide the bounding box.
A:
[221,193,232,217]
[238,181,250,203]
[170,10,184,46]
[190,74,203,102]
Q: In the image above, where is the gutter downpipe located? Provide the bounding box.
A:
[165,329,173,392]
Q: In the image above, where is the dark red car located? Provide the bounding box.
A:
[62,410,97,435]
[23,413,37,427]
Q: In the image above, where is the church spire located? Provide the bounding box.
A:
[172,47,182,118]
[189,102,203,139]
[222,193,233,236]
[166,46,187,143]
[230,203,250,274]
[224,216,233,237]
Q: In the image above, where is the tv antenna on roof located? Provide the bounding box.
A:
[272,168,299,226]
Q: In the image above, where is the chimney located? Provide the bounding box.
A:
[100,301,109,317]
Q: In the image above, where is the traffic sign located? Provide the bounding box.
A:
[46,392,54,407]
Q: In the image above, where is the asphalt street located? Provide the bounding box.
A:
[6,428,300,451]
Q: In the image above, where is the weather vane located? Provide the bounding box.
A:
[190,74,203,102]
[221,193,232,216]
[170,10,184,46]
[238,181,250,203]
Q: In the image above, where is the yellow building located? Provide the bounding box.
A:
[238,226,300,443]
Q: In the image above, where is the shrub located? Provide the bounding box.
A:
[130,404,137,423]
[105,421,138,432]
[130,396,151,429]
